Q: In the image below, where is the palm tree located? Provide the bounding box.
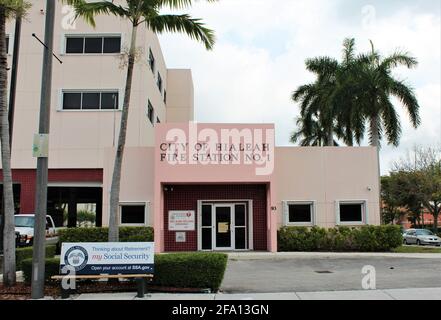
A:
[65,0,216,241]
[291,115,339,147]
[0,0,31,287]
[292,38,365,147]
[356,41,420,147]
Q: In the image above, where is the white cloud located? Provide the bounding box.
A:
[158,0,441,174]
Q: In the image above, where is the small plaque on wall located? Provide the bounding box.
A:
[169,210,195,231]
[176,232,186,243]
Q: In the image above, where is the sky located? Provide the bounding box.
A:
[158,0,441,175]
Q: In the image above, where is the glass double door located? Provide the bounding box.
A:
[201,203,248,251]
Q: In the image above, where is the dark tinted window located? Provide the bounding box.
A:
[101,92,118,109]
[157,73,162,92]
[235,227,246,250]
[63,93,82,109]
[202,205,212,227]
[149,49,155,72]
[66,37,84,53]
[288,204,312,223]
[121,205,145,224]
[147,101,154,124]
[103,37,121,53]
[6,36,9,54]
[339,203,363,222]
[84,37,103,53]
[202,228,212,250]
[235,205,246,226]
[82,92,100,109]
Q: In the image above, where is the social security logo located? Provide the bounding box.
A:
[64,246,89,272]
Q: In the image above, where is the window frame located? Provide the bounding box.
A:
[119,202,149,227]
[336,200,367,226]
[60,89,121,111]
[283,200,316,226]
[64,34,122,55]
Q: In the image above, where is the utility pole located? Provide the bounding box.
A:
[31,0,55,299]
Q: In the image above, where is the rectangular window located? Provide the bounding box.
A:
[338,201,365,224]
[5,36,9,54]
[164,90,167,104]
[62,91,119,110]
[201,204,212,250]
[148,48,155,72]
[284,201,314,225]
[147,101,154,124]
[103,37,121,53]
[65,35,121,54]
[120,204,146,226]
[84,37,103,54]
[157,72,163,93]
[82,92,100,109]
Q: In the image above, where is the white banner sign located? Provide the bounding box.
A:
[60,242,154,275]
[168,210,195,231]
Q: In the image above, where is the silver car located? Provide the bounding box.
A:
[403,229,441,246]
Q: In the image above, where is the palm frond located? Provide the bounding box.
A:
[342,37,356,64]
[62,1,129,27]
[305,56,339,78]
[380,51,418,70]
[389,79,421,128]
[156,0,218,10]
[147,14,215,50]
[380,95,402,147]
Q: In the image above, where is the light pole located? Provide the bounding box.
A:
[31,0,56,299]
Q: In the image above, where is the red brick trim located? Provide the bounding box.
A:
[163,184,268,252]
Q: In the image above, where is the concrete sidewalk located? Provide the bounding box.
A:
[71,287,441,300]
[227,252,441,260]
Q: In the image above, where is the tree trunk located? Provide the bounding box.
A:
[433,202,439,232]
[108,23,138,242]
[0,6,16,286]
[326,127,334,147]
[369,115,380,148]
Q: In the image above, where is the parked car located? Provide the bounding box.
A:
[403,229,441,246]
[14,214,59,247]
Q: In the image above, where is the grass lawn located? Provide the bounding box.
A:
[392,246,441,253]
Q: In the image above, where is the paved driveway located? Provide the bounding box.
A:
[221,256,441,293]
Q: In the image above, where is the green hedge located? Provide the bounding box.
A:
[22,258,60,283]
[21,253,228,291]
[58,227,154,243]
[153,253,228,291]
[278,225,403,252]
[16,245,56,270]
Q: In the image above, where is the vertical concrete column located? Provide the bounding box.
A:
[67,187,77,228]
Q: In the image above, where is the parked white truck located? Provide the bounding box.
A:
[15,214,59,247]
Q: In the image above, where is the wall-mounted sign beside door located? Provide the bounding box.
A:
[168,210,195,231]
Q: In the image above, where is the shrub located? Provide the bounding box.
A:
[58,226,154,243]
[16,245,56,270]
[278,225,402,252]
[22,258,60,284]
[153,253,228,291]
